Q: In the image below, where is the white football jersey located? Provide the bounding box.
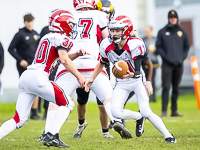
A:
[100,37,146,72]
[69,10,108,60]
[28,32,73,74]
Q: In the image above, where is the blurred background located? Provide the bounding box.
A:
[0,0,199,102]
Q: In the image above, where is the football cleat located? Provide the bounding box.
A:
[113,121,133,139]
[73,121,88,138]
[136,117,145,137]
[103,132,114,138]
[36,132,46,142]
[43,132,70,148]
[165,134,177,143]
[109,121,114,129]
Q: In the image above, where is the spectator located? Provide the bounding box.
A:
[8,13,40,119]
[156,10,190,117]
[142,26,159,102]
[0,42,4,94]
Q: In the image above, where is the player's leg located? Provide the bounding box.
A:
[96,98,113,138]
[134,81,177,143]
[37,81,73,148]
[73,88,89,138]
[91,73,132,139]
[30,71,75,147]
[0,92,36,139]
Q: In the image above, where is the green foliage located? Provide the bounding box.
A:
[0,94,200,150]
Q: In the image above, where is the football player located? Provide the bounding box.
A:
[37,0,133,140]
[85,15,177,143]
[0,10,87,148]
[74,0,115,138]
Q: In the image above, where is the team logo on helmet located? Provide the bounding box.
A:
[49,10,77,39]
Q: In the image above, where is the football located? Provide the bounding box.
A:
[112,60,129,78]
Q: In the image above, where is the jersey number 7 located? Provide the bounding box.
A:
[78,18,93,39]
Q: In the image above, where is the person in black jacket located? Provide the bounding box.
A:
[0,42,4,94]
[156,10,190,117]
[8,13,40,119]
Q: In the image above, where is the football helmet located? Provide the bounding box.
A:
[109,15,133,44]
[95,0,115,21]
[49,10,77,39]
[73,0,95,10]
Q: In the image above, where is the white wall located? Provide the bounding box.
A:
[0,0,138,102]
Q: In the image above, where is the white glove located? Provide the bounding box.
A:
[146,81,153,96]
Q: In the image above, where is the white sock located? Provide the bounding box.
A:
[104,102,121,122]
[148,113,173,138]
[49,106,70,135]
[0,119,16,139]
[45,110,56,134]
[119,109,142,120]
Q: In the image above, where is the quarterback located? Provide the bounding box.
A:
[85,15,177,143]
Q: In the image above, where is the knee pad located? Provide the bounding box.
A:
[96,97,103,105]
[76,88,89,105]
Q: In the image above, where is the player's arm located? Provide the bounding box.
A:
[84,58,106,92]
[144,58,153,96]
[101,27,109,39]
[144,59,153,81]
[68,49,89,60]
[58,50,85,88]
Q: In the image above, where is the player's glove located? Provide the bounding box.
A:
[133,71,141,78]
[146,81,153,96]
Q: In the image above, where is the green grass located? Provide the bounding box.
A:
[0,94,200,150]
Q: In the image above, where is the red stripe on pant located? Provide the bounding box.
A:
[50,81,68,106]
[56,68,108,79]
[13,110,20,123]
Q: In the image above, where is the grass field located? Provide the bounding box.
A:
[0,94,200,150]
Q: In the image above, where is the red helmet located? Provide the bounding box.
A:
[73,0,95,10]
[49,10,77,39]
[109,15,133,43]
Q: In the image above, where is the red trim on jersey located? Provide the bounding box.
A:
[126,61,134,72]
[96,25,102,44]
[105,42,115,56]
[139,46,143,55]
[50,81,67,106]
[97,54,101,61]
[56,68,108,79]
[133,56,137,60]
[123,41,131,55]
[129,37,142,41]
[13,110,20,123]
[44,46,59,73]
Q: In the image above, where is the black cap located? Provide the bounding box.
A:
[168,10,178,18]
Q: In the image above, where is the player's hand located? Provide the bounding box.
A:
[78,75,86,88]
[84,78,94,92]
[146,81,153,96]
[20,60,28,68]
[77,49,89,56]
[121,70,134,79]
